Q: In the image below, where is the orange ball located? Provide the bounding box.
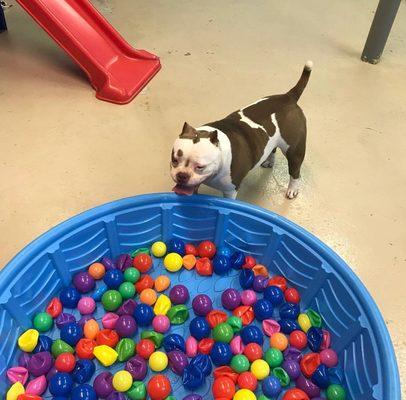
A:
[88,262,105,280]
[84,319,100,340]
[140,288,158,305]
[154,275,171,292]
[183,254,197,270]
[270,332,289,351]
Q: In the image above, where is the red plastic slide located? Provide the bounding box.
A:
[16,0,161,104]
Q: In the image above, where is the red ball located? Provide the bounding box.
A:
[195,257,213,276]
[136,339,155,359]
[213,366,239,383]
[243,343,263,362]
[135,275,154,294]
[133,254,152,273]
[212,377,236,399]
[268,276,288,292]
[185,243,198,256]
[75,338,96,359]
[96,329,119,347]
[17,396,43,400]
[197,240,217,258]
[206,310,228,329]
[147,374,171,400]
[46,297,62,318]
[237,372,257,391]
[282,388,310,400]
[284,287,301,303]
[198,338,215,355]
[55,352,76,372]
[300,352,321,377]
[242,255,256,269]
[289,330,308,350]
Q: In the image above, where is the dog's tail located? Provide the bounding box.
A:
[287,61,313,102]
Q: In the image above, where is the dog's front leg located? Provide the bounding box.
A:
[223,190,237,199]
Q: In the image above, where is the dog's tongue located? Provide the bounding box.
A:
[173,184,195,195]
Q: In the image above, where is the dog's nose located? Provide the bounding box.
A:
[176,172,190,184]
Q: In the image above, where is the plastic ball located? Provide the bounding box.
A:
[279,318,301,334]
[151,241,167,257]
[262,375,282,398]
[307,327,323,352]
[230,335,244,355]
[153,294,172,316]
[152,315,171,333]
[185,243,198,256]
[263,286,284,305]
[77,297,96,315]
[190,354,212,377]
[212,377,236,399]
[136,339,155,359]
[265,348,283,368]
[311,364,330,389]
[49,372,73,396]
[92,284,108,302]
[163,333,186,353]
[197,240,216,258]
[230,354,250,373]
[298,313,312,333]
[102,290,123,311]
[282,388,310,400]
[33,313,53,333]
[213,323,234,343]
[183,254,197,270]
[168,284,189,304]
[280,303,300,320]
[149,351,168,372]
[28,351,53,376]
[93,372,114,398]
[119,282,136,300]
[167,350,188,375]
[60,323,83,346]
[182,364,204,391]
[284,287,300,303]
[154,275,171,292]
[189,317,211,340]
[221,289,241,310]
[60,287,81,308]
[230,251,245,270]
[186,336,198,358]
[140,288,157,305]
[243,343,263,362]
[46,297,63,319]
[115,315,137,337]
[326,384,346,400]
[147,374,171,400]
[123,268,140,284]
[239,269,254,289]
[167,238,186,256]
[164,253,183,272]
[270,333,288,351]
[135,275,154,293]
[195,257,213,276]
[253,299,274,321]
[234,388,256,400]
[102,313,119,330]
[320,349,338,368]
[96,329,119,347]
[192,294,213,316]
[296,375,321,398]
[131,253,151,273]
[289,330,308,350]
[33,334,53,353]
[71,384,97,400]
[55,352,76,373]
[213,255,232,275]
[125,355,148,381]
[210,342,232,366]
[240,325,263,346]
[71,359,95,384]
[252,275,269,292]
[241,290,257,306]
[73,272,95,294]
[104,269,124,289]
[88,262,105,280]
[251,359,270,380]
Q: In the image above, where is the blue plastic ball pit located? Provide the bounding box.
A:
[0,193,400,399]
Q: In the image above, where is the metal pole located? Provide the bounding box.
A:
[361,0,401,64]
[0,3,7,32]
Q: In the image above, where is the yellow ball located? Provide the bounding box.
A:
[112,370,133,392]
[163,253,183,272]
[149,351,168,372]
[18,329,39,353]
[298,313,312,333]
[234,389,256,400]
[250,359,270,380]
[151,241,167,258]
[6,382,25,400]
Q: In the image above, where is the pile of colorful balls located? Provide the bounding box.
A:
[6,239,347,400]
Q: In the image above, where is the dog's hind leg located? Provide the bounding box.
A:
[285,144,305,199]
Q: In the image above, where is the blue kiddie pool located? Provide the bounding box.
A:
[0,194,400,399]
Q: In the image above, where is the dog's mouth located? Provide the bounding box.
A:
[172,184,198,196]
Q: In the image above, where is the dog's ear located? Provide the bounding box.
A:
[180,122,196,138]
[209,130,219,146]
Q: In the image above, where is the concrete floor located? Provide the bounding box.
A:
[0,0,405,393]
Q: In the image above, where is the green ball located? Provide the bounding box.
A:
[127,381,147,400]
[119,282,136,299]
[265,347,283,368]
[227,316,242,333]
[272,367,290,387]
[326,384,346,400]
[102,290,123,311]
[230,354,250,373]
[33,312,53,332]
[212,322,234,343]
[124,267,140,283]
[51,339,74,357]
[116,338,136,362]
[258,396,271,400]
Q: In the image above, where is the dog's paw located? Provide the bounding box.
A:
[286,177,299,199]
[261,160,274,168]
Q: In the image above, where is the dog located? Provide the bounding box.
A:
[170,61,312,199]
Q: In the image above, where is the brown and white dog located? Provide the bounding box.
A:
[170,61,312,199]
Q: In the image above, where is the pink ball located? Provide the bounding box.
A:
[241,289,257,306]
[152,315,170,333]
[320,349,338,368]
[230,335,245,355]
[185,336,198,358]
[77,297,96,315]
[102,312,119,329]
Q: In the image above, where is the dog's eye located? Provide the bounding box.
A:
[195,165,205,171]
[172,160,179,167]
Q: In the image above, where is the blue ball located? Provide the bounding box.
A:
[167,238,186,256]
[217,246,233,257]
[189,317,211,340]
[133,303,154,326]
[278,319,301,334]
[264,285,284,305]
[240,325,264,345]
[210,342,232,366]
[52,398,68,400]
[163,333,186,353]
[103,269,124,289]
[33,334,53,353]
[49,372,73,396]
[231,251,245,270]
[182,364,204,390]
[307,327,323,352]
[213,255,231,275]
[92,284,108,302]
[311,364,330,389]
[71,384,97,400]
[253,299,274,321]
[60,322,83,346]
[279,302,300,319]
[328,367,345,385]
[262,375,282,397]
[72,359,95,384]
[190,354,212,376]
[59,287,81,308]
[239,269,254,289]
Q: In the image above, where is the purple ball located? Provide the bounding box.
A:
[252,275,269,292]
[18,353,31,368]
[283,347,303,363]
[78,315,94,327]
[296,375,321,398]
[27,351,53,377]
[93,371,114,398]
[117,299,137,316]
[168,350,189,375]
[101,256,116,271]
[116,254,132,272]
[125,356,147,380]
[107,393,126,400]
[192,294,213,316]
[73,271,95,293]
[183,395,203,400]
[115,315,137,337]
[221,289,241,310]
[56,313,76,329]
[46,366,58,381]
[169,285,190,305]
[282,359,301,380]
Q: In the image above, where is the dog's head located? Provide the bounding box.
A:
[171,122,221,195]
